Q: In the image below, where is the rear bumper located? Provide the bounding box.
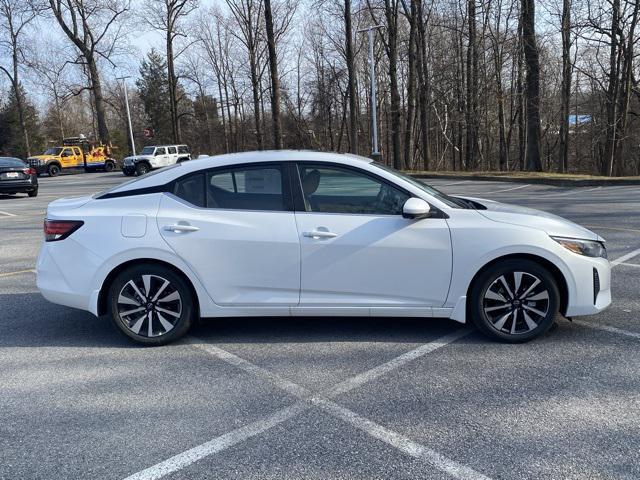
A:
[0,179,37,193]
[36,239,98,314]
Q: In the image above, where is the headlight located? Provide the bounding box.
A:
[551,236,607,259]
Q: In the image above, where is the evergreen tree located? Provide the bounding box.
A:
[0,85,41,159]
[136,49,172,145]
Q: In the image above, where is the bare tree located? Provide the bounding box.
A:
[227,0,265,150]
[557,0,571,173]
[521,0,542,171]
[49,0,130,144]
[143,0,198,143]
[0,0,38,156]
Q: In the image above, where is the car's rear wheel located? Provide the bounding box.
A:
[469,259,559,343]
[136,162,150,176]
[107,264,195,345]
[28,189,38,197]
[104,160,115,172]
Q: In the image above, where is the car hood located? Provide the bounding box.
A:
[29,155,57,161]
[457,196,602,241]
[124,155,152,162]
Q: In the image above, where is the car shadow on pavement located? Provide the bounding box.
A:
[0,292,489,348]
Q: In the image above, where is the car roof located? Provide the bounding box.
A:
[106,150,374,194]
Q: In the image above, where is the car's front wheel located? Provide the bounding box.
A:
[107,264,195,345]
[469,259,560,343]
[135,162,150,176]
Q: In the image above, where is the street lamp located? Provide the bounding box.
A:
[116,76,136,156]
[357,25,384,162]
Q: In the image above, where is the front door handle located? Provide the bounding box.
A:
[163,224,199,233]
[303,230,337,239]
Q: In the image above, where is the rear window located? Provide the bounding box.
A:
[0,157,26,167]
[94,163,182,199]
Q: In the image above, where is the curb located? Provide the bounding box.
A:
[406,172,640,187]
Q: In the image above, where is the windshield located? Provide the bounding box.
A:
[44,147,63,156]
[371,162,466,208]
[0,157,25,167]
[140,146,155,155]
[93,163,182,199]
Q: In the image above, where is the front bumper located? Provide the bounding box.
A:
[564,255,611,316]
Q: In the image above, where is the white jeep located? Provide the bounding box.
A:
[122,145,191,176]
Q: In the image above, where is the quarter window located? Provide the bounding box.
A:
[173,173,205,207]
[178,146,190,154]
[297,164,409,215]
[167,146,177,154]
[207,166,284,211]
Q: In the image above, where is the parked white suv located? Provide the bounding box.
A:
[122,145,191,176]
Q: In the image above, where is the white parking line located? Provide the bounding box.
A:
[538,186,602,198]
[124,329,485,480]
[123,403,312,480]
[488,184,530,194]
[616,262,640,268]
[316,399,491,480]
[573,320,640,340]
[0,210,16,217]
[611,247,640,266]
[0,269,36,278]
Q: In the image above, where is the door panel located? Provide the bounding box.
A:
[295,212,452,306]
[158,194,300,305]
[293,162,452,307]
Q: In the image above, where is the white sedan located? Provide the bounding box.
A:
[37,151,611,345]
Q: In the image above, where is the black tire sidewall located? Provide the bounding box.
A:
[48,165,60,177]
[105,161,115,172]
[136,163,149,176]
[469,259,560,343]
[28,189,38,197]
[107,264,195,346]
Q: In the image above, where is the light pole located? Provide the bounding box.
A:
[117,76,136,156]
[358,25,384,162]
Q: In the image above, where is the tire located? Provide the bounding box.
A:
[48,164,60,177]
[469,259,560,343]
[136,162,150,176]
[28,189,38,197]
[123,170,134,176]
[105,161,115,172]
[107,263,195,346]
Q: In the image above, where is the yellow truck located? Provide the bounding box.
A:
[28,137,117,177]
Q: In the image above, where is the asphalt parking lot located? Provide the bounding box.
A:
[1,172,639,480]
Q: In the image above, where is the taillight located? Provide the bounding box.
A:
[23,168,36,175]
[44,219,84,242]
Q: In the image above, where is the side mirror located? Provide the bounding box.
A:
[402,198,431,220]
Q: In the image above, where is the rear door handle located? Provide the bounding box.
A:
[163,224,199,233]
[303,230,337,239]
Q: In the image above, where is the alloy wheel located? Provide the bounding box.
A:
[116,274,182,337]
[482,271,550,335]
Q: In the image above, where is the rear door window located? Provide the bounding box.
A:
[206,165,284,211]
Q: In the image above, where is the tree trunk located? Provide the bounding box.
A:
[344,0,358,154]
[521,0,542,171]
[557,0,571,173]
[264,0,282,149]
[384,0,402,169]
[465,0,479,170]
[167,31,181,143]
[87,57,109,144]
[415,0,431,170]
[403,0,418,169]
